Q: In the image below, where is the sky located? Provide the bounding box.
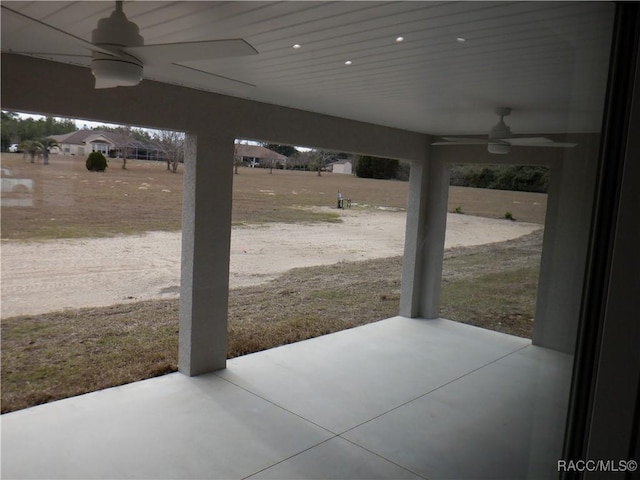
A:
[17,112,122,130]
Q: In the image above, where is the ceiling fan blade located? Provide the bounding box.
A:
[168,63,256,88]
[0,5,113,57]
[536,142,577,148]
[139,62,256,93]
[125,39,258,65]
[504,137,577,147]
[434,137,491,145]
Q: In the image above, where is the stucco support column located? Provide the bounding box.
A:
[400,153,450,318]
[532,142,599,354]
[179,131,235,376]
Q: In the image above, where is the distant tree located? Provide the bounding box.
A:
[449,164,549,193]
[264,144,296,158]
[38,138,59,165]
[23,140,43,163]
[309,150,334,176]
[233,143,242,174]
[355,156,399,179]
[287,150,310,170]
[1,111,19,150]
[1,111,75,150]
[112,127,136,170]
[263,156,279,174]
[44,116,75,136]
[96,125,152,142]
[130,128,153,143]
[155,130,184,173]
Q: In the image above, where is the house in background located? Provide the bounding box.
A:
[328,160,353,175]
[50,130,110,156]
[50,130,164,160]
[235,144,287,168]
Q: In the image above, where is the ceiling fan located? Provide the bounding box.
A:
[1,1,258,89]
[433,107,577,154]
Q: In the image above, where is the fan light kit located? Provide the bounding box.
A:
[433,107,577,154]
[2,0,258,89]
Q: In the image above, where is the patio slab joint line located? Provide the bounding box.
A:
[240,437,339,480]
[337,435,431,480]
[337,342,532,437]
[212,370,340,434]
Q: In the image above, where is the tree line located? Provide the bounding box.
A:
[260,144,411,181]
[1,111,76,151]
[449,164,549,193]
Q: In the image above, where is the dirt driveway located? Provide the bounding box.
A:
[1,209,540,318]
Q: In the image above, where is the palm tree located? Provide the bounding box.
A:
[22,140,43,163]
[38,138,59,165]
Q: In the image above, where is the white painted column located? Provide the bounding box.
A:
[179,131,235,376]
[400,154,450,318]
[533,144,598,354]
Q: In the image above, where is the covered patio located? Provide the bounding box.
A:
[1,316,571,479]
[2,2,639,478]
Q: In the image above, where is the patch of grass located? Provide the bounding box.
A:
[440,267,539,338]
[1,301,179,412]
[1,155,403,240]
[1,231,542,413]
[1,154,546,241]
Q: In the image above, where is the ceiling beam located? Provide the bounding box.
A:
[1,53,429,161]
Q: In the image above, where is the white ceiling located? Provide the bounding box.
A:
[1,1,615,135]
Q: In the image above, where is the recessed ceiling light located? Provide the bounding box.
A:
[345,60,352,65]
[395,36,404,43]
[292,44,301,49]
[456,37,466,43]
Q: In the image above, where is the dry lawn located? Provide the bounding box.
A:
[1,153,546,240]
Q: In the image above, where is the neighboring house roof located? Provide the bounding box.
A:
[49,129,161,151]
[236,144,287,161]
[49,131,77,143]
[50,130,95,145]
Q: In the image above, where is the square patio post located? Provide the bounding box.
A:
[179,131,235,376]
[400,153,450,318]
[532,142,599,354]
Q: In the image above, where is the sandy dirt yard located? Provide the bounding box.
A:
[1,208,541,318]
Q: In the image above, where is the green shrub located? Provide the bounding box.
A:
[504,211,515,221]
[454,205,464,214]
[86,152,108,172]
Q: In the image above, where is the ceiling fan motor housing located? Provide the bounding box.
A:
[91,3,144,87]
[488,107,512,153]
[489,118,512,140]
[92,4,143,48]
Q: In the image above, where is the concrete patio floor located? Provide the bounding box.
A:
[1,316,573,479]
